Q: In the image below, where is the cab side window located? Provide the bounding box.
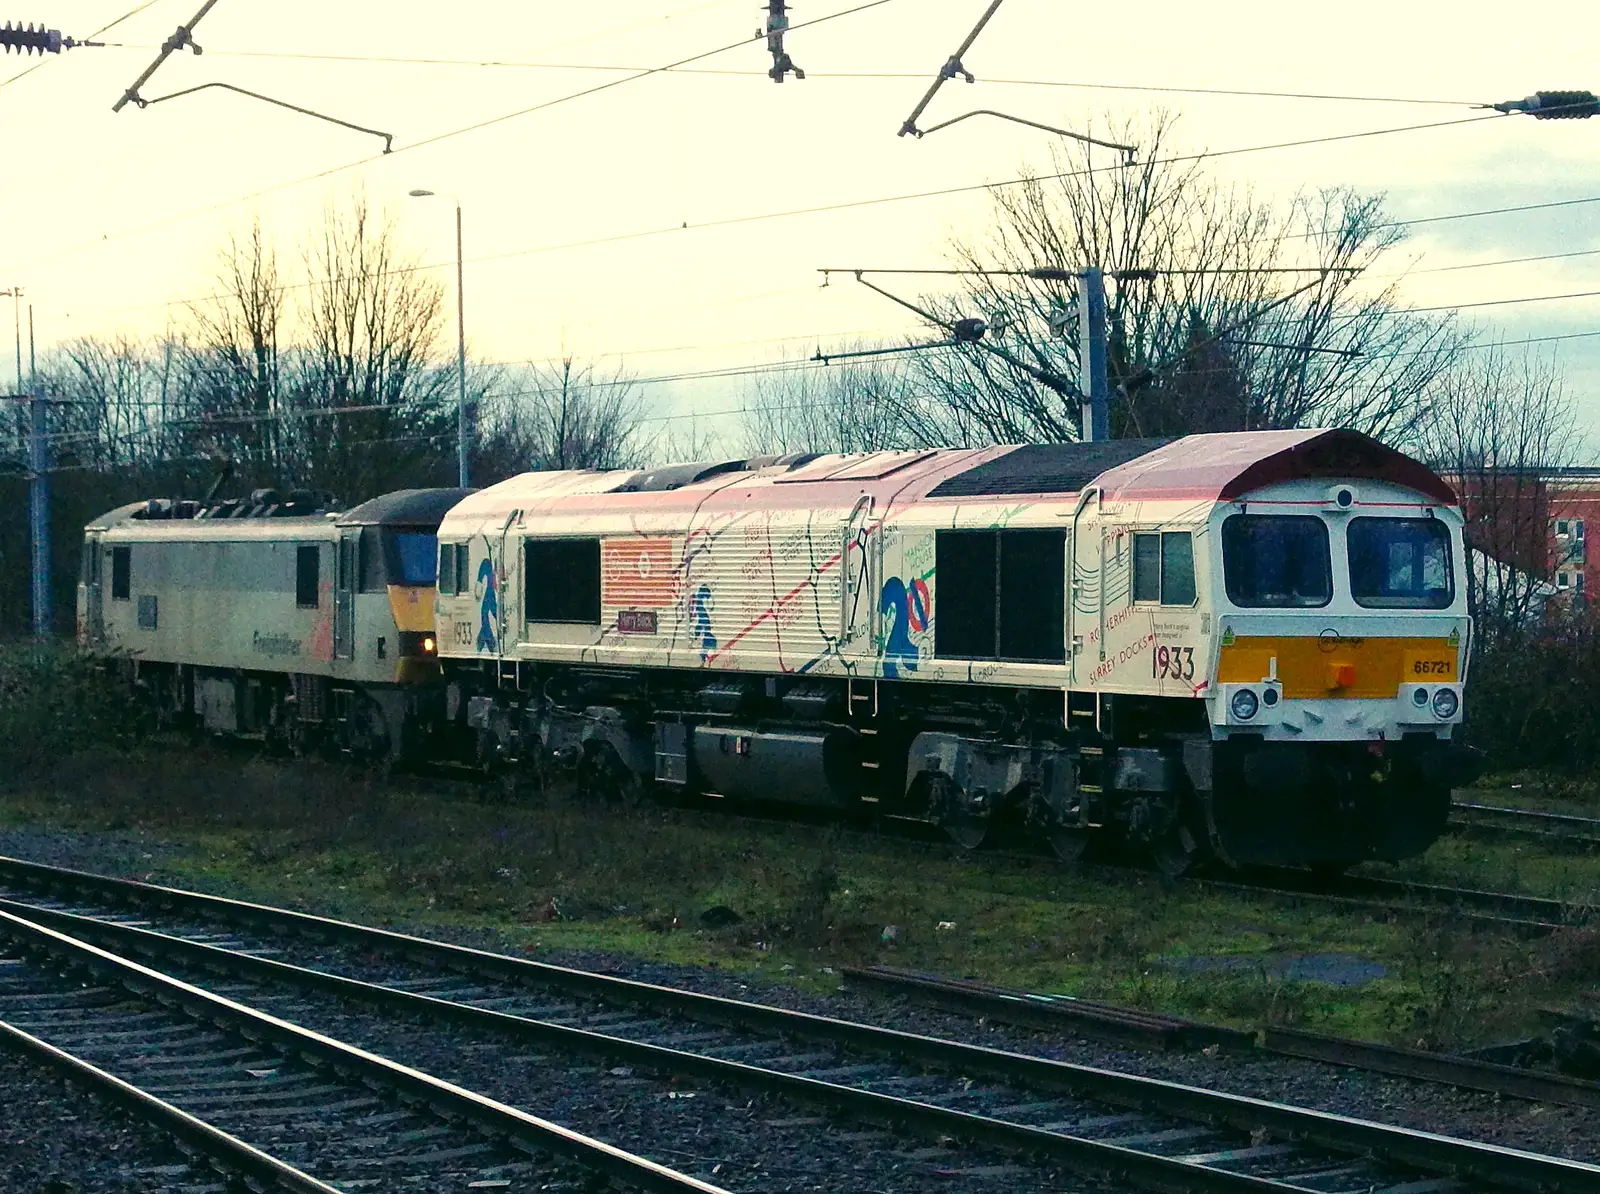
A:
[438,543,457,595]
[296,546,320,609]
[1132,531,1196,606]
[110,546,131,601]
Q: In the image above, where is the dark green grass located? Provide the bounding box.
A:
[3,747,1596,1051]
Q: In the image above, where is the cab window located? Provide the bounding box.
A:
[1221,515,1331,608]
[1348,517,1453,609]
[1133,532,1196,606]
[392,532,439,585]
[438,543,458,594]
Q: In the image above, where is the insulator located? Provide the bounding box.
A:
[0,21,62,54]
[1528,90,1599,120]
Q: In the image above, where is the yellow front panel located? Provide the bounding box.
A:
[388,585,437,632]
[1216,635,1459,699]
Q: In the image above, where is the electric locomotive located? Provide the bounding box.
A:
[80,487,470,759]
[434,429,1478,872]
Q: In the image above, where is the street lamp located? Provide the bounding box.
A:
[408,189,469,488]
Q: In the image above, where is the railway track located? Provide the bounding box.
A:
[842,964,1600,1112]
[1204,865,1598,931]
[0,856,1597,1193]
[1450,801,1600,848]
[0,904,728,1194]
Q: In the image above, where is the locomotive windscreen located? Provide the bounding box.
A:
[392,532,439,586]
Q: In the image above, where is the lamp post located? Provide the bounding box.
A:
[408,190,469,488]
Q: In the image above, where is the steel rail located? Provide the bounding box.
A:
[1208,866,1596,931]
[0,906,732,1194]
[844,965,1600,1112]
[1450,801,1600,846]
[1,861,1598,1192]
[0,1017,343,1194]
[0,900,1318,1194]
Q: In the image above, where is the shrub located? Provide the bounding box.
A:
[0,642,143,777]
[1464,616,1600,777]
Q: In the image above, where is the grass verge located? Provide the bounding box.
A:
[3,747,1598,1052]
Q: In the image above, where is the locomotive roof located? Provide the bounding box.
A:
[440,429,1456,530]
[336,488,475,528]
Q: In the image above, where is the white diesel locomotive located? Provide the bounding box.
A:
[432,429,1478,872]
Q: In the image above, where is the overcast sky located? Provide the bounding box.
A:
[4,0,1599,438]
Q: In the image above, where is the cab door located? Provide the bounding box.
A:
[1069,488,1103,684]
[81,532,105,647]
[334,532,358,660]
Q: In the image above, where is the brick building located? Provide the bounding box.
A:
[1546,469,1600,601]
[1450,467,1598,611]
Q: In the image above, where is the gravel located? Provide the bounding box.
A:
[3,820,1597,1169]
[0,1048,206,1193]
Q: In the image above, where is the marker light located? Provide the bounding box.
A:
[422,636,437,654]
[1262,687,1280,707]
[1432,688,1459,719]
[1230,689,1260,721]
[1413,688,1430,708]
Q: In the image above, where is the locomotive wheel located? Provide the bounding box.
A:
[944,811,991,852]
[1047,826,1090,864]
[1150,822,1203,878]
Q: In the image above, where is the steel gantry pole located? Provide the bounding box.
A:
[23,305,49,637]
[409,189,469,488]
[453,200,467,489]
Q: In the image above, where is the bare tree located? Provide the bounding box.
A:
[292,192,452,497]
[1416,345,1580,644]
[740,349,940,455]
[908,114,1467,444]
[476,357,647,479]
[185,218,288,473]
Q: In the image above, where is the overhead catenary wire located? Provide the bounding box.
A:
[77,47,1496,108]
[54,191,1600,323]
[30,107,1499,282]
[0,0,902,277]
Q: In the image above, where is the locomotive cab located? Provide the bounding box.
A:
[1196,477,1475,869]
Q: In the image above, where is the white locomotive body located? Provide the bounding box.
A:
[80,488,469,758]
[436,430,1477,870]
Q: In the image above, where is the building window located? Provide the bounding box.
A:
[1557,572,1571,590]
[296,546,321,609]
[1557,520,1571,537]
[1577,572,1586,595]
[1578,521,1586,542]
[526,538,601,623]
[110,546,131,601]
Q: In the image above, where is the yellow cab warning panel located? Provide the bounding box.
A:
[1216,636,1459,699]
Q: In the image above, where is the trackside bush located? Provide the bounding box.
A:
[0,642,143,777]
[1464,619,1600,774]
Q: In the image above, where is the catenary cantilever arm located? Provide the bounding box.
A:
[913,109,1137,161]
[132,82,395,152]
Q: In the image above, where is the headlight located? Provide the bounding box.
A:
[422,636,436,655]
[1432,688,1459,719]
[1230,689,1259,721]
[1412,687,1430,708]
